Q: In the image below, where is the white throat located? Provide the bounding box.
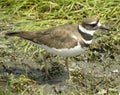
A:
[78,25,95,35]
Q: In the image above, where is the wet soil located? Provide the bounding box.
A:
[0,31,120,95]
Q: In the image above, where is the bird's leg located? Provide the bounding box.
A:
[43,57,49,79]
[65,57,70,78]
[42,52,50,80]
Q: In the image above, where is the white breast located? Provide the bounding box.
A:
[34,42,86,57]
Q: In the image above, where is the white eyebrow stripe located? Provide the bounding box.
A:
[89,21,97,24]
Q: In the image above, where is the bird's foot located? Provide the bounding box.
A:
[43,73,52,80]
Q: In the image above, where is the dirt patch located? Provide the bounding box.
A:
[0,31,120,94]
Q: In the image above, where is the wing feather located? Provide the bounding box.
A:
[32,25,78,49]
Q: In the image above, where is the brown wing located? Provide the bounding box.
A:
[6,24,78,49]
[32,25,78,49]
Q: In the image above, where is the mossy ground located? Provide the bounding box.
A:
[0,0,120,95]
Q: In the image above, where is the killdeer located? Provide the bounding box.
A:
[5,16,109,79]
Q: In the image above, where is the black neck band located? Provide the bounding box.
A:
[78,26,93,41]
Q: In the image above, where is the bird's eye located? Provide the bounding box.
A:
[90,24,97,27]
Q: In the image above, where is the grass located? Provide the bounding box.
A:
[0,0,120,95]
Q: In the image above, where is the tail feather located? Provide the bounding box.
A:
[5,32,35,41]
[5,32,21,36]
[5,32,20,36]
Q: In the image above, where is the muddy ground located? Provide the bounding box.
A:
[0,24,120,95]
[0,0,120,94]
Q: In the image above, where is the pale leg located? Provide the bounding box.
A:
[41,52,50,80]
[65,57,70,78]
[43,57,49,79]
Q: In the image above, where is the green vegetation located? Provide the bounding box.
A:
[0,0,120,95]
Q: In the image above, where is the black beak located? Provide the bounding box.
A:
[99,26,110,30]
